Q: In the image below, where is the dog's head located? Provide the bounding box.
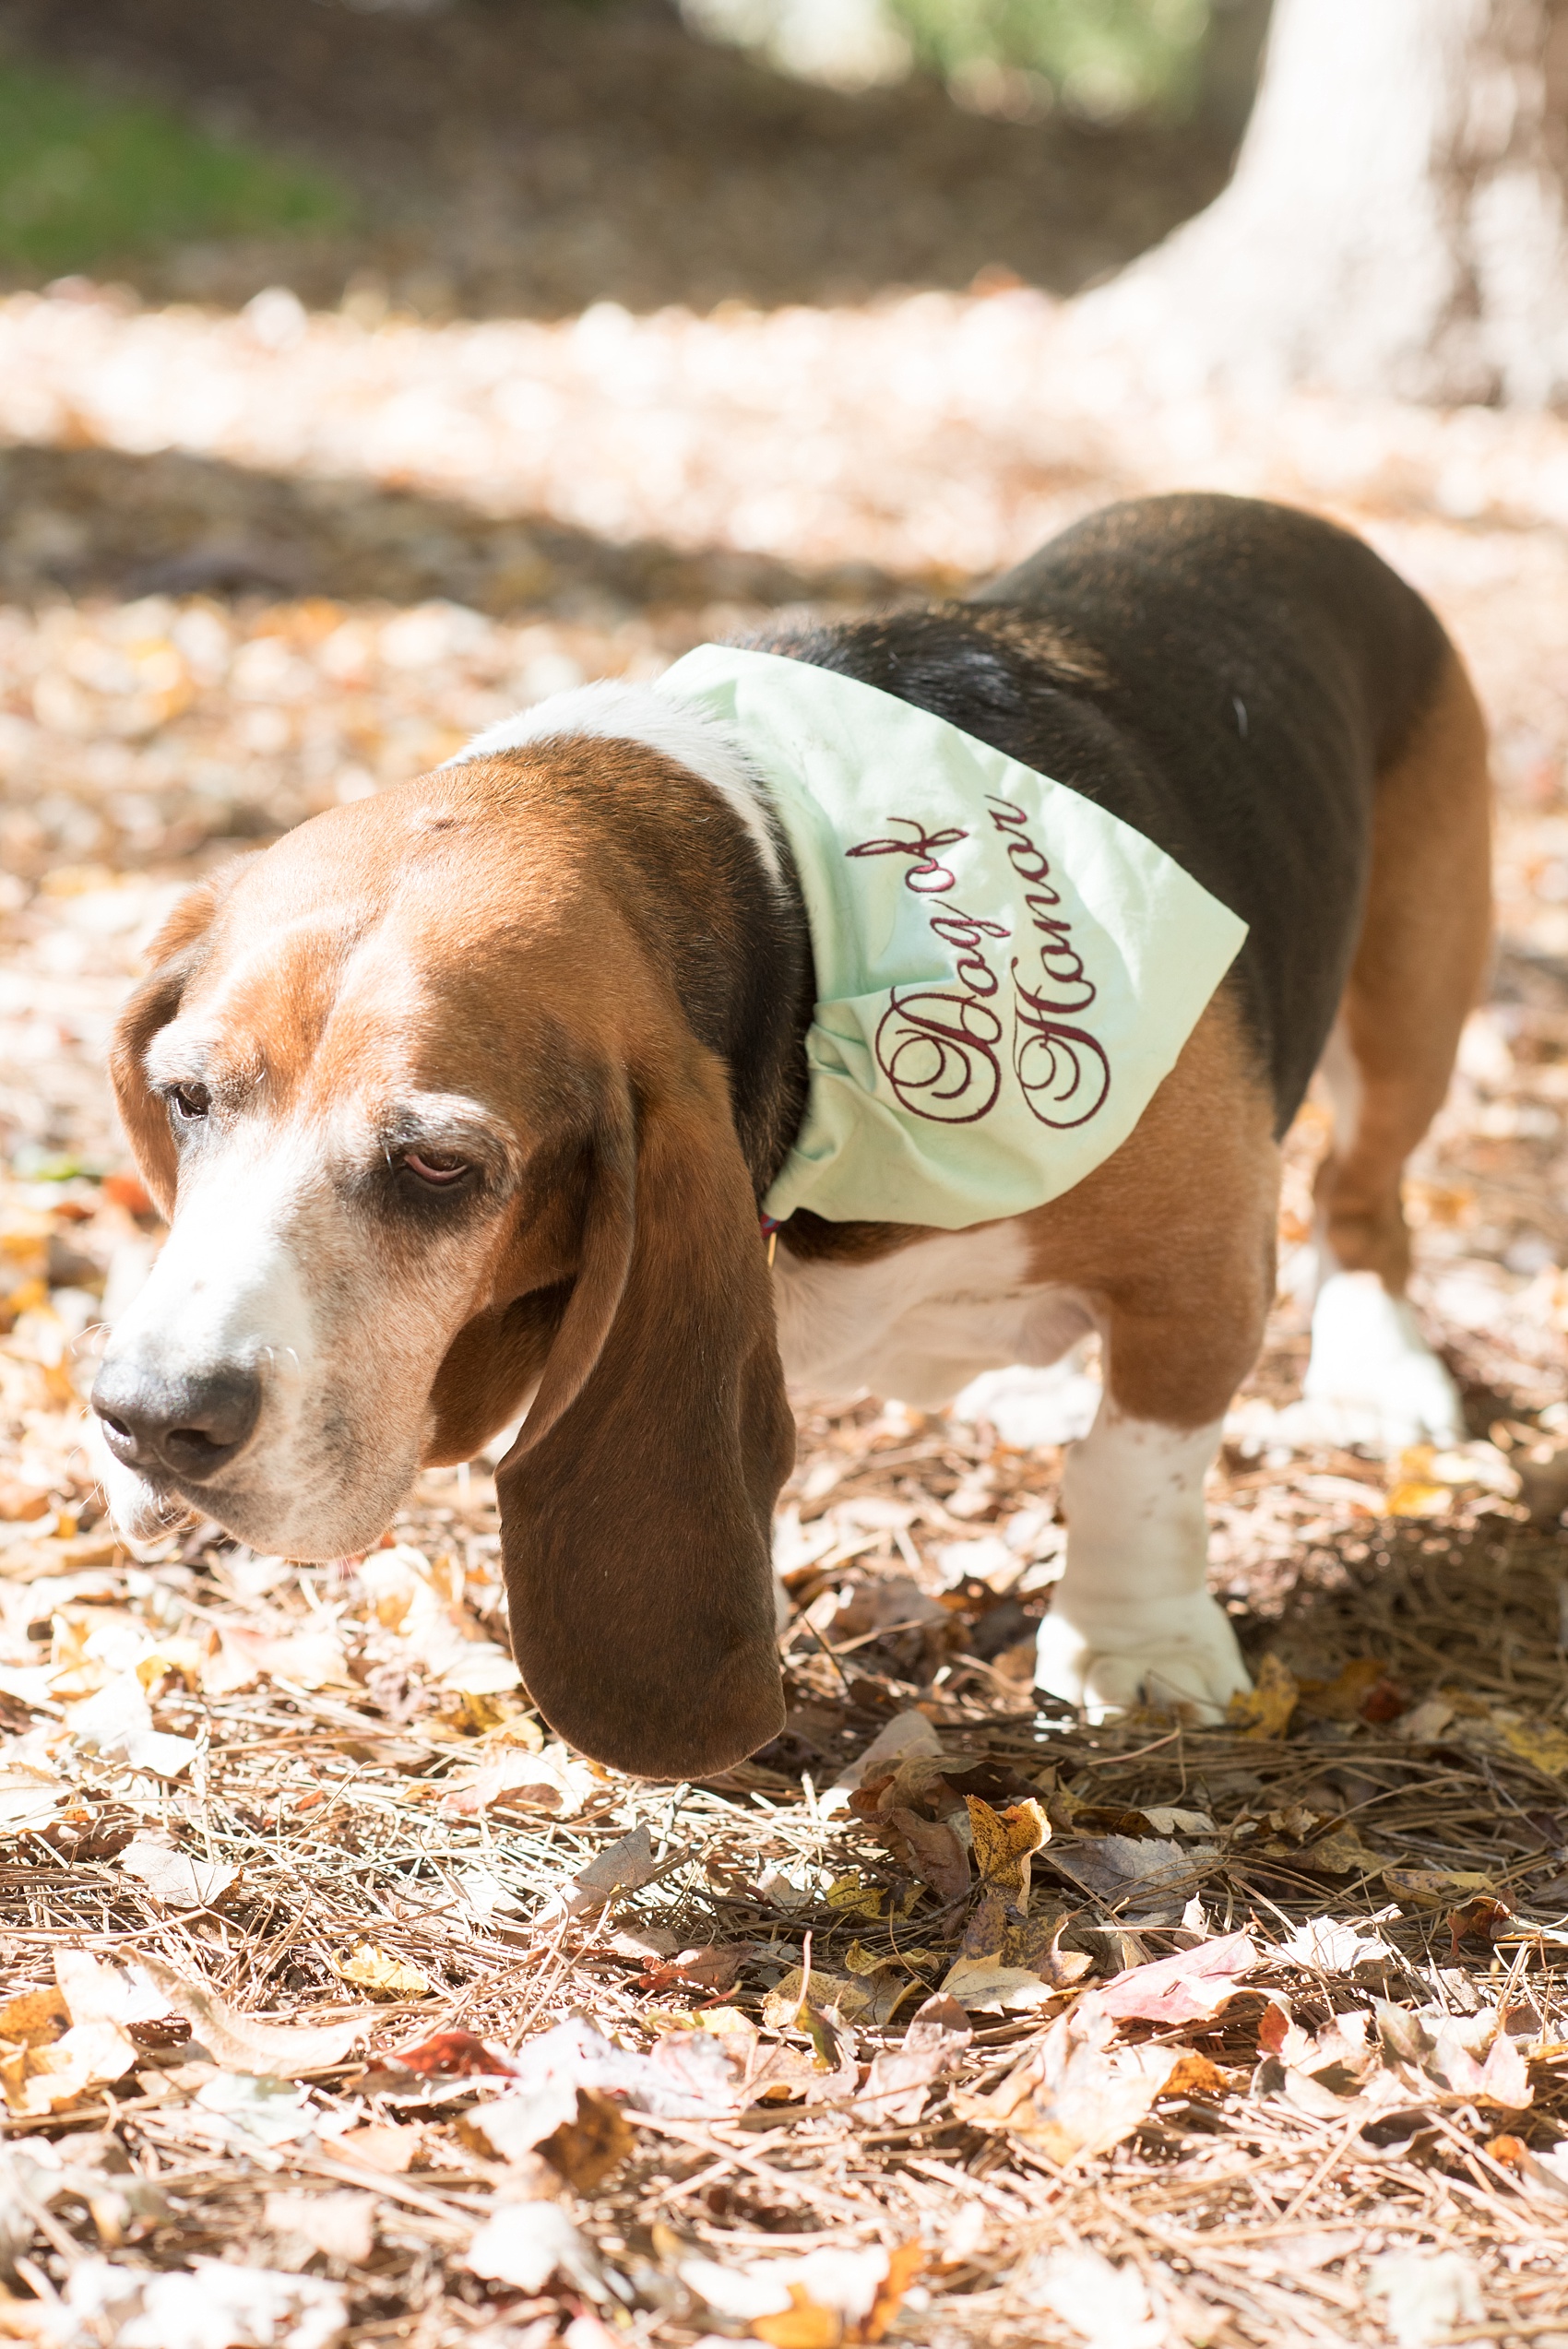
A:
[94,741,792,1775]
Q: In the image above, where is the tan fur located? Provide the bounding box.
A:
[1312,646,1492,1289]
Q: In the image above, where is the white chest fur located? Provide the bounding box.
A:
[770,1220,1095,1410]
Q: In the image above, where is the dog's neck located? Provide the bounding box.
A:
[450,681,815,1202]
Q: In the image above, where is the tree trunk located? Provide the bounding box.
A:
[1072,0,1568,408]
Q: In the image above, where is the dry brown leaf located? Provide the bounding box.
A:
[955,2001,1182,2162]
[0,1988,66,2048]
[1294,1657,1389,1720]
[863,2243,926,2343]
[878,1806,970,1905]
[1384,1867,1498,1905]
[1047,1834,1214,1922]
[1163,2050,1229,2099]
[964,1794,1047,1904]
[332,1942,433,1999]
[941,1891,1089,2011]
[540,2087,636,2192]
[136,1951,369,2077]
[1495,1716,1568,1775]
[1273,1825,1390,1878]
[763,1968,870,2031]
[858,1995,971,2124]
[753,2292,843,2349]
[1227,1653,1299,1738]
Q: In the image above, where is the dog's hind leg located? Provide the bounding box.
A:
[1301,645,1492,1450]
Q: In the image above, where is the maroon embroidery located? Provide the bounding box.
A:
[873,971,1005,1124]
[848,795,1112,1134]
[987,795,1111,1129]
[846,817,968,895]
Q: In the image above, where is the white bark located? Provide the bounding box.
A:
[1071,0,1568,408]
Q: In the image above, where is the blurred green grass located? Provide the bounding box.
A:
[0,55,348,277]
[886,0,1214,120]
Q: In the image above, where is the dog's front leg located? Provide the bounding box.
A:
[1034,1403,1248,1718]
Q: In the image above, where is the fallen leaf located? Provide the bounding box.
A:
[1227,1654,1299,1738]
[60,2256,347,2349]
[135,1952,368,2077]
[1479,2026,1532,2108]
[1137,1805,1217,1835]
[1277,1916,1398,1970]
[819,1710,943,1815]
[1396,1695,1457,1743]
[1384,1867,1498,1906]
[1295,1657,1388,1720]
[763,1969,870,2032]
[1497,1716,1568,1775]
[1367,2249,1483,2349]
[858,1995,971,2124]
[60,1672,197,1779]
[331,1943,433,1999]
[394,2029,507,2078]
[1164,2049,1229,2097]
[1097,1930,1258,2024]
[564,1822,669,1915]
[1447,1895,1513,1957]
[334,2122,421,2174]
[539,2087,636,2191]
[504,2013,743,2122]
[965,1795,1047,1904]
[754,2293,842,2349]
[464,2200,607,2299]
[1049,1834,1217,1923]
[863,2242,925,2343]
[685,2247,905,2346]
[201,1624,352,1697]
[439,1741,594,1821]
[825,1871,885,1918]
[54,1950,168,2030]
[120,1833,240,1912]
[1023,2246,1166,2349]
[1487,2134,1568,2204]
[264,2189,375,2266]
[191,2071,322,2152]
[637,1944,746,1996]
[0,1990,65,2049]
[4,2019,138,2115]
[940,1892,1089,2012]
[1282,1825,1391,1877]
[460,2084,577,2163]
[876,1806,970,1905]
[954,1999,1185,2161]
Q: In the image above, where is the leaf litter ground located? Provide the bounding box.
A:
[5,285,1568,2347]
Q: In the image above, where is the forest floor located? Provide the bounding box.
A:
[4,24,1568,2343]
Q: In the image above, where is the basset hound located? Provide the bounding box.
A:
[91,493,1492,1779]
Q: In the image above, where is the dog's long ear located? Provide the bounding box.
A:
[495,1045,792,1781]
[108,873,237,1216]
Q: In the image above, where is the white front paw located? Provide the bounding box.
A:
[1034,1590,1250,1721]
[1297,1271,1463,1452]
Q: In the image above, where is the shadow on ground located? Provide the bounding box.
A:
[2,0,1248,317]
[0,441,908,613]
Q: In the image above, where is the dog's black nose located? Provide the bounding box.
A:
[92,1360,261,1480]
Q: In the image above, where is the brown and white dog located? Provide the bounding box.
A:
[91,494,1491,1778]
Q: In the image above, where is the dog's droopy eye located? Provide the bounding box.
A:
[169,1084,210,1122]
[402,1149,470,1187]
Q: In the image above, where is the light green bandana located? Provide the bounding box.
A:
[657,644,1249,1231]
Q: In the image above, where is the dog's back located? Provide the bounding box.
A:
[754,491,1456,1135]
